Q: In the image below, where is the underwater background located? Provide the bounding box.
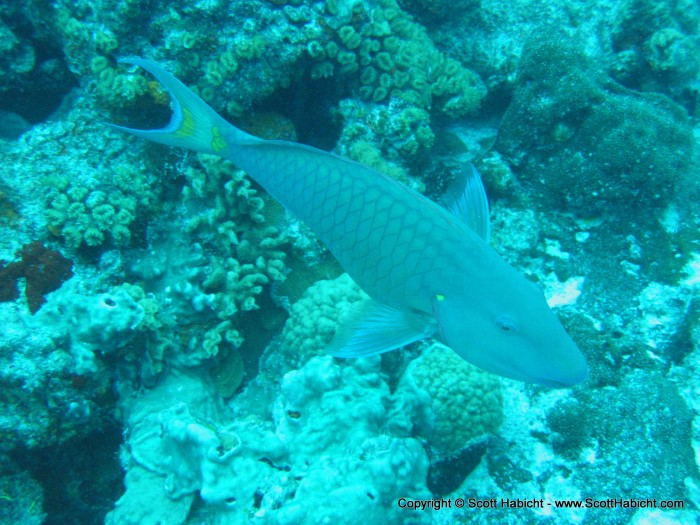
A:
[0,0,698,524]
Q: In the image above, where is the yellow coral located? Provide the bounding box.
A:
[407,343,503,453]
[278,274,367,366]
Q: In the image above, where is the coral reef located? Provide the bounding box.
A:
[610,0,700,105]
[0,462,45,525]
[109,356,433,525]
[0,303,113,453]
[309,0,485,168]
[34,0,485,189]
[0,0,698,524]
[0,5,77,124]
[57,289,145,374]
[496,34,694,219]
[107,371,285,524]
[122,151,291,379]
[178,154,289,317]
[270,355,432,524]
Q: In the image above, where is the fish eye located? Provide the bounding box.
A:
[496,316,518,334]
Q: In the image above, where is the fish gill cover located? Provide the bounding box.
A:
[0,0,698,524]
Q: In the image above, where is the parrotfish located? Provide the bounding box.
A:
[110,58,587,387]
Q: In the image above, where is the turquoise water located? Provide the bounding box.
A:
[0,0,698,524]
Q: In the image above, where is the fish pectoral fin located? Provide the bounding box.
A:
[328,300,435,358]
[440,163,491,243]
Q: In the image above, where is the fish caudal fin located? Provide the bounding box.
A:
[108,57,248,154]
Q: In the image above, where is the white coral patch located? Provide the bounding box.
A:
[545,274,585,308]
[682,253,700,287]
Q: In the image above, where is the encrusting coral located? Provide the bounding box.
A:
[306,0,484,169]
[44,164,154,249]
[0,241,73,313]
[496,34,694,219]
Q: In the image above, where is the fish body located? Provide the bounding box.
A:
[111,58,587,387]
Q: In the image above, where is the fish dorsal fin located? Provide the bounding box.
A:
[441,163,490,243]
[328,300,436,358]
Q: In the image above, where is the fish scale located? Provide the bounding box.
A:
[225,139,457,310]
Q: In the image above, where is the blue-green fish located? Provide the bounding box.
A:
[111,58,587,387]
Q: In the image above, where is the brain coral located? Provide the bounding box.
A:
[398,343,503,454]
[271,273,368,373]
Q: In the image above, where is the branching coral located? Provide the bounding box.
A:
[179,154,290,317]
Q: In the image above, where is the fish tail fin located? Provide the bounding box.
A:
[108,57,248,154]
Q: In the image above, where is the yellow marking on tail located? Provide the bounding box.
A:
[212,126,227,152]
[176,106,196,137]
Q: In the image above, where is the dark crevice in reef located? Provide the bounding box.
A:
[0,11,78,125]
[428,440,489,498]
[252,70,345,151]
[10,425,124,525]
